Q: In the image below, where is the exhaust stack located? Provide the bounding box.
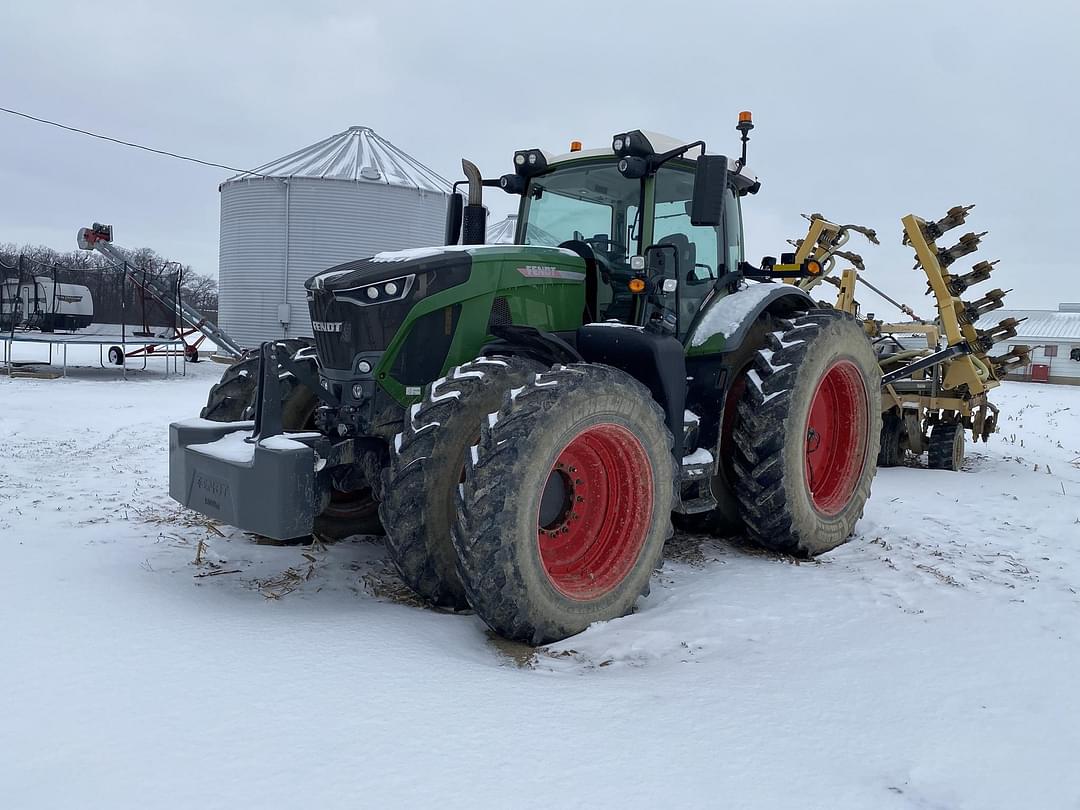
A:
[461,159,487,245]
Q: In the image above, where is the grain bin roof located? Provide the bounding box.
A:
[486,214,518,244]
[225,126,452,192]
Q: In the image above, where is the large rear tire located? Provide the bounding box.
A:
[380,356,542,609]
[453,364,676,645]
[732,311,881,557]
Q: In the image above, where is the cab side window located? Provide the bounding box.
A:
[653,166,723,336]
[723,187,743,273]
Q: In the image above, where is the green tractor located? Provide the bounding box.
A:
[174,114,882,644]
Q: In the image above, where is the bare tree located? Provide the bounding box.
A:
[0,241,218,326]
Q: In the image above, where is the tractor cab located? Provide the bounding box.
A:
[451,125,764,341]
[502,127,759,339]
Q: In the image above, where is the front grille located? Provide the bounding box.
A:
[307,288,418,371]
[305,257,471,374]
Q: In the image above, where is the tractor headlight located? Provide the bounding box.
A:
[618,156,649,179]
[332,274,415,307]
[499,173,526,195]
[514,153,526,166]
[356,359,372,374]
[351,384,365,400]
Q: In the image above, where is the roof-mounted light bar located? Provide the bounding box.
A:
[513,149,549,178]
[612,130,707,180]
[611,130,655,159]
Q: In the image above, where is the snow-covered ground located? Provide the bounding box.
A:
[2,346,1079,809]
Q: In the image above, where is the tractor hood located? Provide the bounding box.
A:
[305,243,586,385]
[305,246,477,373]
[305,244,582,292]
[306,245,476,293]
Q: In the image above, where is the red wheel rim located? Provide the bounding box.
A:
[536,424,654,600]
[804,360,869,516]
[719,369,749,476]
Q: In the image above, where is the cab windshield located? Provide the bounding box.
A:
[520,160,642,319]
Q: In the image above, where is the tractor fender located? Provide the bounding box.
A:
[480,324,583,368]
[686,284,815,356]
[576,324,687,460]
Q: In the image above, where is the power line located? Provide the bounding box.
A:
[0,104,270,178]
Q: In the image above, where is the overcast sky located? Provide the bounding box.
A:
[2,0,1077,315]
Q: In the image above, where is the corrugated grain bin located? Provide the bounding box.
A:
[218,126,453,346]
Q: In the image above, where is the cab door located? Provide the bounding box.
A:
[650,164,743,338]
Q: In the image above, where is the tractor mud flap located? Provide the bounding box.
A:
[169,419,318,541]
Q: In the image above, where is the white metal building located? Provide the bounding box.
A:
[978,304,1080,384]
[218,126,453,346]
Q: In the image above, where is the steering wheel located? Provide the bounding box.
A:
[578,235,628,287]
[582,235,627,260]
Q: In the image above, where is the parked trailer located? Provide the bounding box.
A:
[2,276,94,332]
[23,276,94,331]
[0,278,23,330]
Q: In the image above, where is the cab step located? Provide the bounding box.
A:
[678,446,717,514]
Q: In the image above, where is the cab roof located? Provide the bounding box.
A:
[545,131,707,167]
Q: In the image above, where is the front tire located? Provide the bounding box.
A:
[380,356,542,609]
[453,364,676,645]
[732,311,881,557]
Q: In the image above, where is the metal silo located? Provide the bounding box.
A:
[218,126,453,346]
[485,213,559,246]
[486,214,518,244]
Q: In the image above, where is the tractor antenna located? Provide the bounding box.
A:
[736,111,754,166]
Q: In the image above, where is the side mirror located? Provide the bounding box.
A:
[444,193,463,245]
[690,155,728,227]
